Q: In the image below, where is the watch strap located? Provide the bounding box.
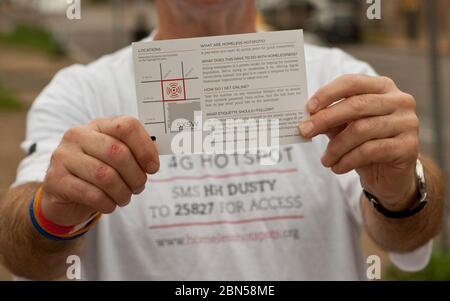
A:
[364,189,427,219]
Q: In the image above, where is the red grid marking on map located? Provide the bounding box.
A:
[161,79,186,102]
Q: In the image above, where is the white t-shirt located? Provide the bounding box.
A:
[14,37,432,280]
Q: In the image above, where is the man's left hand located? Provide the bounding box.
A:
[299,74,420,211]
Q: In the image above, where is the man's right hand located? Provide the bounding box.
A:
[40,116,160,226]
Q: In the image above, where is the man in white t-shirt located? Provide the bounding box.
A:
[0,0,444,280]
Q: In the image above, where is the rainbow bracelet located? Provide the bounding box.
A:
[29,187,102,241]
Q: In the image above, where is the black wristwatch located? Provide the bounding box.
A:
[363,159,428,219]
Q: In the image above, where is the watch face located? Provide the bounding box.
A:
[415,159,427,203]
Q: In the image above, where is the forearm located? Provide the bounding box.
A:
[0,182,84,280]
[361,156,445,253]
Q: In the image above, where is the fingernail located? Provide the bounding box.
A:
[331,165,342,174]
[299,121,314,137]
[307,98,319,113]
[321,153,330,167]
[119,198,132,207]
[133,186,145,195]
[147,161,160,174]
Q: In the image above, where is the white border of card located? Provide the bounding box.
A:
[133,30,310,155]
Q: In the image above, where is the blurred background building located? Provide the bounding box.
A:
[0,0,449,280]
